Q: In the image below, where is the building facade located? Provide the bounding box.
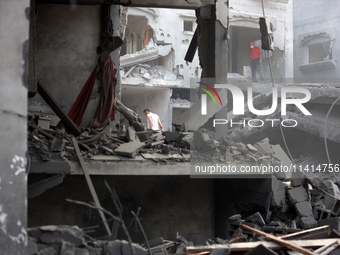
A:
[293,0,340,82]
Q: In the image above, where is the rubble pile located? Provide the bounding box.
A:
[191,128,285,167]
[186,173,340,254]
[28,113,287,167]
[27,113,190,164]
[27,225,147,255]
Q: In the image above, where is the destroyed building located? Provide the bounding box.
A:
[119,7,200,130]
[228,0,293,81]
[2,0,340,254]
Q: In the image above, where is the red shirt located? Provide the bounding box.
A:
[250,46,262,60]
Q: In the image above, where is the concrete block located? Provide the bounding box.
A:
[39,225,86,247]
[61,240,75,255]
[114,141,145,158]
[291,170,304,187]
[288,186,308,204]
[299,216,317,229]
[294,201,314,218]
[194,128,216,151]
[318,217,340,232]
[256,138,274,155]
[105,240,147,255]
[271,176,286,208]
[127,126,138,142]
[245,212,265,226]
[38,116,51,129]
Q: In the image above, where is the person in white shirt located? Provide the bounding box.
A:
[143,109,164,132]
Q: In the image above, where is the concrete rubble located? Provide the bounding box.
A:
[27,225,147,255]
[27,88,340,254]
[27,112,288,170]
[184,172,340,254]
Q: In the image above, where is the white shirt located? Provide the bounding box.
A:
[147,112,161,130]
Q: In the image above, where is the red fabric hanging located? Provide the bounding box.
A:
[68,65,98,126]
[87,58,116,132]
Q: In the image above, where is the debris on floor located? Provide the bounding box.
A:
[27,225,147,255]
[27,111,288,169]
[185,172,340,254]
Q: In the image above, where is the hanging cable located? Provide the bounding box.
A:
[260,0,296,164]
[324,96,340,185]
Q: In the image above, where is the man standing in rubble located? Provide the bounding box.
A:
[250,41,263,82]
[143,109,164,132]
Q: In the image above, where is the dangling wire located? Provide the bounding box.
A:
[324,96,340,185]
[261,0,296,164]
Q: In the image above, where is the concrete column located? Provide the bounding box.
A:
[0,0,29,253]
[111,5,124,128]
[196,1,229,138]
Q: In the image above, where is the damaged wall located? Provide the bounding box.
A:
[229,0,293,80]
[120,8,201,131]
[30,4,101,126]
[293,1,340,82]
[28,175,214,245]
[121,86,171,130]
[0,0,29,253]
[122,8,201,84]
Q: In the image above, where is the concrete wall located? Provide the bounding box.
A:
[28,175,214,245]
[229,0,293,79]
[126,8,201,85]
[0,0,29,253]
[33,4,101,126]
[156,8,201,84]
[121,86,171,131]
[293,1,340,82]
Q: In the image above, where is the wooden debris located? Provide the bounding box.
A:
[240,223,318,255]
[279,225,330,240]
[187,239,340,254]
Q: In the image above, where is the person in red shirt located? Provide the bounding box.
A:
[250,41,263,82]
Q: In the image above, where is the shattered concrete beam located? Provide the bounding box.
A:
[114,98,145,131]
[35,0,214,9]
[287,107,340,144]
[120,45,172,67]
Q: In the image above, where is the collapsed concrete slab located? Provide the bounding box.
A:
[114,140,145,158]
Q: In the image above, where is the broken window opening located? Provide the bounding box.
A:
[308,40,332,63]
[298,30,336,73]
